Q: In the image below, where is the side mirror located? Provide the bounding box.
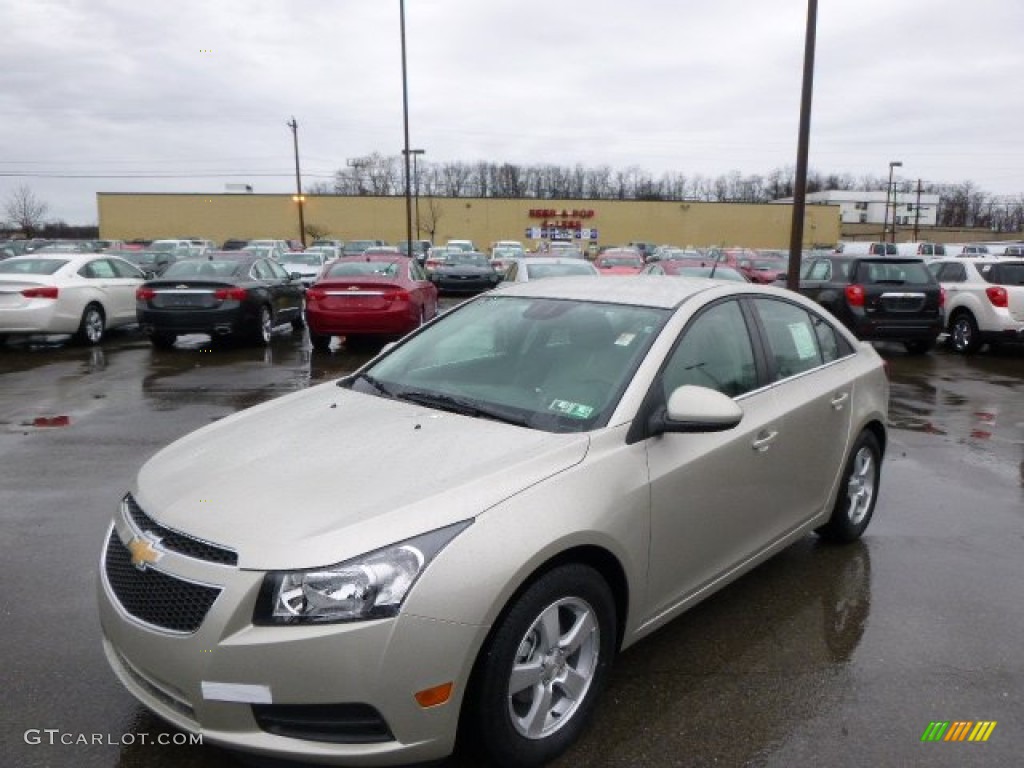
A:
[648,385,743,436]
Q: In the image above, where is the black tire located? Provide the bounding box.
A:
[149,332,176,349]
[816,431,881,543]
[291,298,306,331]
[467,563,616,768]
[309,331,331,352]
[948,311,981,354]
[250,305,273,346]
[74,303,105,345]
[903,338,934,355]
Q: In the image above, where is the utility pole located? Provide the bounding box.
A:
[786,0,817,290]
[913,179,923,242]
[403,149,425,241]
[287,117,306,247]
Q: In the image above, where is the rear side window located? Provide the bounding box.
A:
[983,263,1024,286]
[753,299,838,380]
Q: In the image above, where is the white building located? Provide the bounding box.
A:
[778,190,939,227]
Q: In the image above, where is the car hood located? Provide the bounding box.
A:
[132,384,589,569]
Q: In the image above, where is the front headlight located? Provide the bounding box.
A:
[255,521,471,625]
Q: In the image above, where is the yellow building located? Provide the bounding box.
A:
[97,193,840,250]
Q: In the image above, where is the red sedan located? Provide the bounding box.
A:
[594,248,644,275]
[305,255,438,350]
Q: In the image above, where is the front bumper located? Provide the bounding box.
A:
[97,517,481,765]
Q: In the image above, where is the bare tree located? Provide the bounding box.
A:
[5,185,49,237]
[419,197,444,242]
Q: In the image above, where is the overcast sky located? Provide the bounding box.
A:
[3,0,1023,225]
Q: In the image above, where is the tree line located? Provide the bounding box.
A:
[305,153,1024,233]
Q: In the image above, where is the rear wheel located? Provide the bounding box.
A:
[149,332,176,349]
[467,564,616,768]
[250,305,273,345]
[949,311,981,354]
[74,304,105,345]
[291,297,306,331]
[309,331,331,351]
[904,338,934,355]
[816,431,881,543]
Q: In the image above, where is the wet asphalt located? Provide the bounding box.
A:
[0,321,1021,768]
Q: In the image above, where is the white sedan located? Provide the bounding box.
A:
[0,253,146,344]
[98,277,888,767]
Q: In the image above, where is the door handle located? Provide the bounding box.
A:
[751,430,778,452]
[830,392,850,411]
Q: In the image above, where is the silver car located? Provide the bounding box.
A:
[98,276,888,767]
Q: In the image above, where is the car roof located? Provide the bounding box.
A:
[492,274,775,308]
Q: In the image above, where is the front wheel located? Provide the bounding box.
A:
[74,304,106,345]
[467,564,616,768]
[816,431,881,543]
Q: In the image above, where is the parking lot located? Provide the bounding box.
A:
[1,319,1021,767]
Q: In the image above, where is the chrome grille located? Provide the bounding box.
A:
[104,531,221,633]
[123,494,237,566]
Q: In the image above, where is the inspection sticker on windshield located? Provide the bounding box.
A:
[788,322,818,360]
[548,399,594,419]
[615,333,636,346]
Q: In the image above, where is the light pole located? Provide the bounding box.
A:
[287,117,306,247]
[885,160,902,243]
[403,148,425,241]
[399,0,414,261]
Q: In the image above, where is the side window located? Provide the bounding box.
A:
[410,261,427,281]
[938,263,967,282]
[110,258,144,279]
[661,300,757,399]
[504,262,518,281]
[807,260,831,280]
[80,259,117,279]
[752,299,827,380]
[252,260,275,280]
[267,260,289,280]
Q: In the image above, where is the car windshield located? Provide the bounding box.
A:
[352,295,669,433]
[601,256,642,267]
[162,259,246,278]
[447,253,489,267]
[857,261,933,285]
[676,266,746,281]
[325,260,399,278]
[0,258,68,275]
[750,259,786,270]
[285,253,325,266]
[525,263,597,279]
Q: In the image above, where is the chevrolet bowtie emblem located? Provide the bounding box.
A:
[127,534,163,571]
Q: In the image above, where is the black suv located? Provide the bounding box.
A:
[788,255,944,353]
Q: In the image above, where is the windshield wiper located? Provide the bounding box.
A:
[396,390,530,426]
[342,371,395,398]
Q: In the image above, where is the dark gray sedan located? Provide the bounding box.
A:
[429,251,501,294]
[136,253,306,347]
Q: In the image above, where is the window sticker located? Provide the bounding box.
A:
[548,399,595,419]
[788,322,818,360]
[615,333,636,346]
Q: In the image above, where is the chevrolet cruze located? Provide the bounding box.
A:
[98,276,888,767]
